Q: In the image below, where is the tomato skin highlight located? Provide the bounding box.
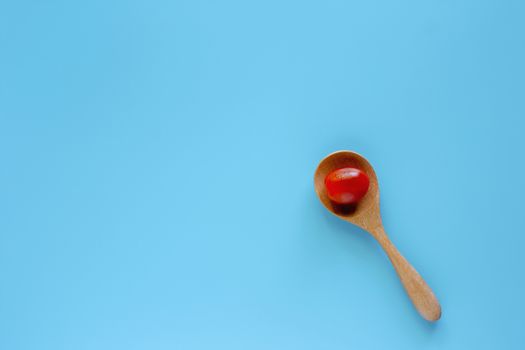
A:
[324,167,370,204]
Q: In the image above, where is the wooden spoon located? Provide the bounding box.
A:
[314,150,441,321]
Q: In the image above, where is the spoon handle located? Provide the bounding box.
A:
[373,227,441,321]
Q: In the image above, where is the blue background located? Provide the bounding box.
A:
[1,0,524,349]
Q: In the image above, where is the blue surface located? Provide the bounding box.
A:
[1,0,525,349]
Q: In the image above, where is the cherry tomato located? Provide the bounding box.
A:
[324,167,370,204]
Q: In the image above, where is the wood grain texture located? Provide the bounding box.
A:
[314,150,441,321]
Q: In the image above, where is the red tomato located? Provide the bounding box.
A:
[324,167,370,204]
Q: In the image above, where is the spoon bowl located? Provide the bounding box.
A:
[314,150,441,321]
[314,151,380,230]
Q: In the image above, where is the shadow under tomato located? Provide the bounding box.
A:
[330,202,358,216]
